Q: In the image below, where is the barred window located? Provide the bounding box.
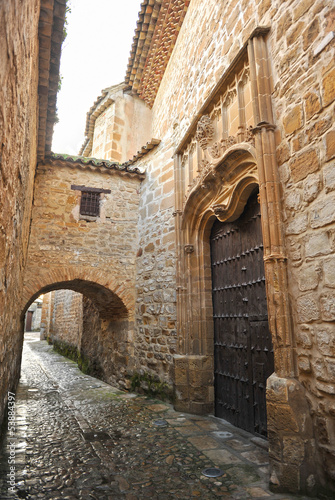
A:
[80,191,100,217]
[71,184,111,219]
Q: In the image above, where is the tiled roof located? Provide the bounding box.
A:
[125,0,190,108]
[124,138,161,166]
[38,0,67,159]
[41,153,146,178]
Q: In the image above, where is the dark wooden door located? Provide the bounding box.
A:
[25,311,33,332]
[210,191,274,436]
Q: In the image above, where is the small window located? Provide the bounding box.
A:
[71,184,111,220]
[80,191,100,217]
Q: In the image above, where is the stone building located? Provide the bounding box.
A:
[24,298,43,332]
[1,0,335,497]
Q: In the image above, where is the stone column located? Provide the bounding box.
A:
[248,31,315,495]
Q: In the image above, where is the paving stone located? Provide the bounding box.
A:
[0,334,319,499]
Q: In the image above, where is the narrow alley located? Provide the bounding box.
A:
[0,334,317,500]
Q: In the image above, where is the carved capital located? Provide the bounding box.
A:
[172,209,183,217]
[184,244,194,254]
[263,253,288,263]
[252,121,276,134]
[195,115,214,149]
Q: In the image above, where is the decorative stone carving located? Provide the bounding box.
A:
[212,204,227,219]
[184,244,194,254]
[207,136,237,160]
[245,126,255,146]
[195,115,214,149]
[198,159,211,172]
[208,141,223,159]
[172,209,183,217]
[223,136,237,149]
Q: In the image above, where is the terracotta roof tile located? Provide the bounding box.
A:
[125,0,190,108]
[42,153,146,178]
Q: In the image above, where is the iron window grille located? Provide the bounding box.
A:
[80,191,100,217]
[71,185,111,219]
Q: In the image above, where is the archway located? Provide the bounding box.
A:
[21,278,134,391]
[174,145,272,415]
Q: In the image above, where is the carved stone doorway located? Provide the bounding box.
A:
[210,191,274,436]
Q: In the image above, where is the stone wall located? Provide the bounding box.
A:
[25,300,43,331]
[48,290,83,346]
[22,158,142,389]
[81,296,131,387]
[0,0,40,424]
[133,140,177,383]
[40,292,52,340]
[272,0,335,492]
[42,289,131,389]
[91,89,152,163]
[130,0,335,494]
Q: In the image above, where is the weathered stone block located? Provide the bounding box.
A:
[283,105,303,136]
[303,172,321,203]
[326,130,335,161]
[296,294,320,323]
[302,18,319,51]
[304,90,321,121]
[316,326,335,356]
[306,116,332,143]
[320,292,335,321]
[290,149,319,182]
[267,374,288,404]
[322,68,335,107]
[297,326,313,349]
[325,359,335,383]
[299,264,321,291]
[283,437,305,465]
[310,192,335,228]
[293,0,315,21]
[324,161,335,192]
[276,141,290,166]
[286,213,308,235]
[312,357,327,380]
[268,403,299,433]
[324,257,335,288]
[268,430,282,461]
[298,355,311,373]
[286,21,304,46]
[305,232,331,257]
[316,417,330,445]
[285,190,302,211]
[316,381,335,394]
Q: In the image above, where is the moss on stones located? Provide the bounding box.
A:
[130,372,174,402]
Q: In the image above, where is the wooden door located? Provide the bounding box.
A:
[210,191,274,436]
[25,311,33,332]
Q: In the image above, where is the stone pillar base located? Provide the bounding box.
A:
[173,354,214,415]
[267,374,319,496]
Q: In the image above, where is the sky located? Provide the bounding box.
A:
[52,0,142,156]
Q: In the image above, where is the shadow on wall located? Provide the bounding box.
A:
[21,280,132,391]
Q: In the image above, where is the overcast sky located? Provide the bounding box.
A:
[52,0,141,156]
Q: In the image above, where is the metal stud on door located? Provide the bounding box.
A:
[210,191,274,436]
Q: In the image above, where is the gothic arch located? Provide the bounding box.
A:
[177,146,260,359]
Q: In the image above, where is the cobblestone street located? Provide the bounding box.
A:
[0,334,318,500]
